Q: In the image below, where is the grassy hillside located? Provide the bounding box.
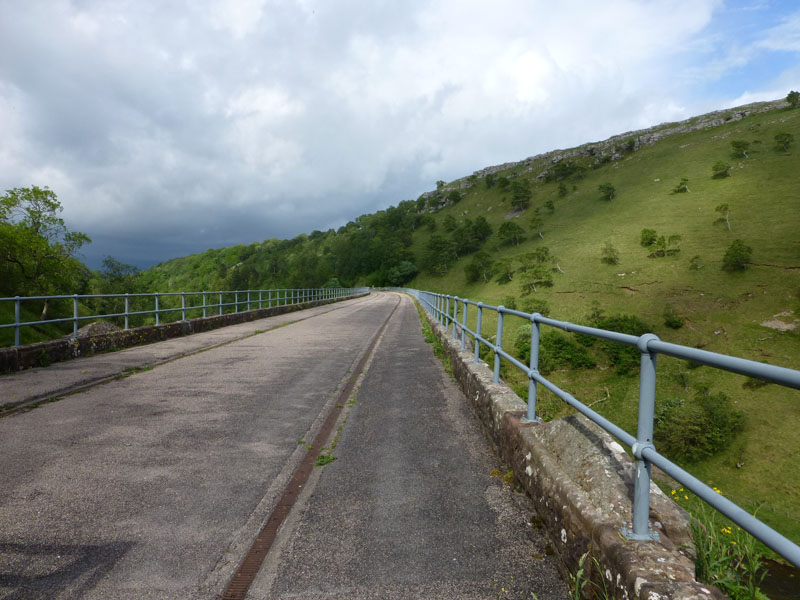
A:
[409,100,800,546]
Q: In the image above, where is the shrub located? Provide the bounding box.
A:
[711,160,731,178]
[521,297,550,316]
[600,242,620,264]
[514,327,596,373]
[722,239,752,272]
[663,305,684,329]
[595,314,652,374]
[655,388,744,463]
[502,295,517,310]
[672,177,690,193]
[640,228,658,247]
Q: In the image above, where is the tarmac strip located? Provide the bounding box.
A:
[221,294,401,600]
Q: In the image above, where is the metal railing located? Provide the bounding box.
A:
[1,287,367,347]
[410,289,800,568]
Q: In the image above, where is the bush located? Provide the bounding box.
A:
[502,295,517,310]
[600,242,620,264]
[711,160,731,179]
[722,239,752,272]
[655,389,744,463]
[595,314,652,374]
[521,297,550,316]
[640,228,658,247]
[514,327,596,373]
[663,305,684,329]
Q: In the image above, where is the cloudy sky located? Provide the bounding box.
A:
[1,0,799,268]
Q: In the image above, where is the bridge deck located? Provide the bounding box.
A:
[0,292,566,599]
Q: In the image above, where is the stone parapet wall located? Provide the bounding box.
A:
[423,312,725,599]
[0,294,368,373]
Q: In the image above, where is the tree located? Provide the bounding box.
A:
[447,190,463,204]
[510,179,532,211]
[711,161,731,178]
[517,247,556,294]
[722,239,752,272]
[730,140,750,158]
[464,251,495,283]
[787,90,799,108]
[544,198,555,213]
[442,214,458,232]
[714,203,731,231]
[494,258,515,284]
[649,234,682,258]
[422,235,457,276]
[470,216,493,244]
[672,177,690,193]
[640,228,658,247]
[774,132,794,152]
[529,209,544,240]
[557,182,568,197]
[498,221,526,246]
[600,242,620,264]
[598,182,616,201]
[0,186,91,309]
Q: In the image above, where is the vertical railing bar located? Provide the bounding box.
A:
[474,303,483,363]
[461,301,468,350]
[155,295,160,325]
[73,294,79,338]
[202,292,207,318]
[14,296,20,347]
[526,313,541,423]
[493,306,504,383]
[124,294,130,330]
[452,297,459,340]
[181,293,186,321]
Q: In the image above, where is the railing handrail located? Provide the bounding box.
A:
[407,288,800,568]
[1,287,368,346]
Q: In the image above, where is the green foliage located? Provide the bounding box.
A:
[655,388,744,463]
[442,214,458,232]
[663,304,684,329]
[597,182,616,201]
[648,234,682,258]
[516,247,556,294]
[447,190,463,204]
[485,173,497,189]
[544,198,555,212]
[502,295,517,310]
[497,221,526,246]
[774,132,794,151]
[521,297,550,316]
[464,251,495,283]
[672,177,690,193]
[721,239,752,272]
[714,203,731,231]
[557,182,568,197]
[730,140,750,158]
[494,258,515,284]
[510,179,532,211]
[0,186,91,300]
[595,314,652,374]
[712,160,732,178]
[422,234,457,276]
[600,241,620,264]
[514,327,596,373]
[640,228,658,247]
[689,255,704,270]
[788,90,800,108]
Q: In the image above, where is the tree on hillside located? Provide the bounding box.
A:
[672,177,690,193]
[722,239,752,272]
[714,203,731,231]
[494,257,516,284]
[0,186,91,311]
[640,228,658,247]
[529,211,544,240]
[730,140,750,158]
[711,160,732,178]
[557,182,568,197]
[498,221,526,246]
[510,179,532,211]
[787,90,799,108]
[464,251,495,283]
[600,242,620,264]
[598,182,616,201]
[517,247,556,294]
[422,235,457,276]
[774,132,794,152]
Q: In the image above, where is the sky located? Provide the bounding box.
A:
[1,0,799,269]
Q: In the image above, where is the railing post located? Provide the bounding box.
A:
[268,289,272,308]
[73,294,79,338]
[474,303,483,363]
[445,296,450,330]
[461,301,468,350]
[452,297,459,340]
[259,290,262,309]
[155,295,160,325]
[493,307,505,383]
[124,294,130,330]
[235,291,239,312]
[626,333,660,541]
[219,292,223,315]
[525,314,542,423]
[14,296,20,347]
[202,292,207,318]
[181,293,186,321]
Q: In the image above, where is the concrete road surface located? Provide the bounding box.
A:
[0,292,567,599]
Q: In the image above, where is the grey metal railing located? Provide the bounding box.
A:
[1,287,367,347]
[410,289,800,568]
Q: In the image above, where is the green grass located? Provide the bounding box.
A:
[408,103,800,548]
